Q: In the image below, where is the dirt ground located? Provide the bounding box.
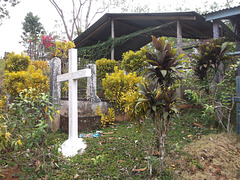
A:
[1,166,22,180]
[167,133,240,180]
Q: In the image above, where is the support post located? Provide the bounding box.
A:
[177,21,183,99]
[49,57,61,131]
[213,20,220,39]
[87,64,101,102]
[111,19,115,60]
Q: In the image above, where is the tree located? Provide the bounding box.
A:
[0,0,20,25]
[20,12,45,59]
[49,0,126,41]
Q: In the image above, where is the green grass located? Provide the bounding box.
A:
[0,108,216,179]
[0,59,4,76]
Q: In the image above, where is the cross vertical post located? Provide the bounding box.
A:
[57,48,91,157]
[68,49,78,139]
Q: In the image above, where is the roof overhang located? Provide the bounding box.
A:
[205,6,240,21]
[74,12,213,60]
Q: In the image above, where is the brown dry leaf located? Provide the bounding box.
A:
[103,132,115,135]
[193,122,203,127]
[35,160,40,167]
[133,167,147,172]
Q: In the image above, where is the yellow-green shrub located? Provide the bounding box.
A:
[0,116,11,153]
[0,95,7,113]
[95,106,115,127]
[52,41,75,59]
[121,47,149,74]
[31,59,50,76]
[121,90,145,121]
[4,65,49,97]
[96,58,118,80]
[4,52,31,72]
[102,66,143,111]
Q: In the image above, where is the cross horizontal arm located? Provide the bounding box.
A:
[57,69,91,82]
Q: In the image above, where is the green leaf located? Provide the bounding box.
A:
[152,106,156,112]
[161,70,167,77]
[175,53,185,60]
[163,111,169,120]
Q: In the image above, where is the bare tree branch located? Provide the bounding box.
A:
[49,0,73,41]
[49,0,126,41]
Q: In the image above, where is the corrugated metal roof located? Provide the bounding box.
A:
[205,5,240,21]
[74,12,214,60]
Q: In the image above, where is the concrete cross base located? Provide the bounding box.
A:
[59,138,87,157]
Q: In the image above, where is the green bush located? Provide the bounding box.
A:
[0,115,11,153]
[95,106,115,127]
[102,66,142,112]
[4,65,49,97]
[8,88,58,150]
[121,47,149,74]
[96,58,118,80]
[4,52,31,72]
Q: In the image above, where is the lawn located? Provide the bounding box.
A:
[2,108,238,179]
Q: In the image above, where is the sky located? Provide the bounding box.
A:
[0,0,238,58]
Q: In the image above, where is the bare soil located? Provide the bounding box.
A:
[1,166,22,180]
[166,133,240,180]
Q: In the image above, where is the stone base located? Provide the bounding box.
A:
[60,115,101,133]
[59,138,87,157]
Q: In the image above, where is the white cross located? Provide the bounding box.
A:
[57,48,91,157]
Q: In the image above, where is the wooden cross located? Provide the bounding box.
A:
[57,49,91,156]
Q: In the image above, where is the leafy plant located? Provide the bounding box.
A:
[4,52,31,72]
[95,106,115,127]
[50,40,75,73]
[121,47,149,74]
[31,59,50,76]
[4,65,49,98]
[184,89,199,105]
[188,39,234,132]
[102,66,143,112]
[0,116,11,153]
[91,155,104,165]
[96,58,118,80]
[7,88,58,148]
[137,36,185,173]
[191,38,231,94]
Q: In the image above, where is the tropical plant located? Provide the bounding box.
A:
[0,115,11,153]
[102,66,143,112]
[4,52,31,72]
[189,38,234,131]
[121,47,149,74]
[51,40,75,73]
[4,65,49,98]
[191,38,231,94]
[137,36,185,173]
[95,106,115,127]
[96,58,118,80]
